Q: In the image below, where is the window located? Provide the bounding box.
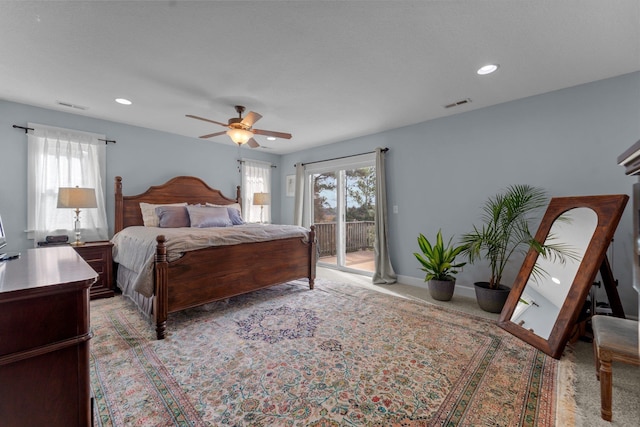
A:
[241,159,271,223]
[27,123,108,244]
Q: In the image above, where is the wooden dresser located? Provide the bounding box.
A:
[0,247,97,427]
[617,139,640,318]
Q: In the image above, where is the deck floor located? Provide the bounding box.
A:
[319,250,375,272]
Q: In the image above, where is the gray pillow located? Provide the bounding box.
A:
[187,206,232,228]
[155,206,190,228]
[227,207,244,225]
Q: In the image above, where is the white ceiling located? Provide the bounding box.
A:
[1,1,639,154]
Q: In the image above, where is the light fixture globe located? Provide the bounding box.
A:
[226,128,253,145]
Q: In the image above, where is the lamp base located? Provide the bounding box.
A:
[72,215,84,246]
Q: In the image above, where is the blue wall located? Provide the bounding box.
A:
[2,71,639,315]
[281,72,640,316]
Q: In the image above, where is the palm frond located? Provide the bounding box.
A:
[460,185,558,289]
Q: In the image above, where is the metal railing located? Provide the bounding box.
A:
[314,221,375,257]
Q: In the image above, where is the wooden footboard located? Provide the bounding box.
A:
[153,227,316,339]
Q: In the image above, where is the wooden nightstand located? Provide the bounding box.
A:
[73,241,114,300]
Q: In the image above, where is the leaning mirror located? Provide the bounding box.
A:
[498,195,628,359]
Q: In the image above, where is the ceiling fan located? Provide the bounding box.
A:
[186,105,292,148]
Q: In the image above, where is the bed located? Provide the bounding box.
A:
[112,175,316,339]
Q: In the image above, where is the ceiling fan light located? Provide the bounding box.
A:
[226,128,253,145]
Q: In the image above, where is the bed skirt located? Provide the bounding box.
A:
[116,264,153,319]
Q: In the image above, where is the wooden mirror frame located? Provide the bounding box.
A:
[498,194,628,359]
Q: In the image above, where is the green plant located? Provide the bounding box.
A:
[460,184,570,289]
[414,230,467,281]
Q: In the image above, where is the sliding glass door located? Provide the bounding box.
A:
[306,154,376,274]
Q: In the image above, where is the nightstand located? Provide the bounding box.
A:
[73,241,114,299]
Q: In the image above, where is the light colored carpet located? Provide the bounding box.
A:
[316,268,640,426]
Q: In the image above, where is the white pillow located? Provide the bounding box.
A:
[206,202,242,213]
[140,202,187,227]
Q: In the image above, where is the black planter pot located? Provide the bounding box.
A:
[428,279,456,301]
[474,281,511,313]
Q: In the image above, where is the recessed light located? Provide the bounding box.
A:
[266,137,276,141]
[477,64,499,75]
[115,98,132,105]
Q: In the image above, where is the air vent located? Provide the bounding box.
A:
[444,98,472,109]
[56,101,88,111]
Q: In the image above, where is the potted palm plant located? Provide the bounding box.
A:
[460,184,569,313]
[414,230,466,301]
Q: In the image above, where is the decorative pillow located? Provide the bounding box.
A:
[140,202,187,227]
[187,206,232,228]
[226,207,244,225]
[206,202,244,225]
[155,206,190,228]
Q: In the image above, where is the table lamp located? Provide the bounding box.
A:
[252,192,270,223]
[57,186,97,246]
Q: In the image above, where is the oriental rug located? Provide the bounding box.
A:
[89,279,576,426]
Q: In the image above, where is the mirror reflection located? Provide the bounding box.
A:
[509,207,598,339]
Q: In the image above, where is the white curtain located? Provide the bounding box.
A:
[372,147,397,284]
[241,159,271,223]
[293,162,306,226]
[27,123,108,245]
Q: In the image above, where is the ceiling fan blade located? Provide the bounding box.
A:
[252,128,292,139]
[247,138,260,148]
[199,131,227,139]
[241,111,262,127]
[186,114,228,127]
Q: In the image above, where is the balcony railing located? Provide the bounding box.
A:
[314,221,375,257]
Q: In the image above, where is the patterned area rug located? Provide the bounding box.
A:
[89,279,575,426]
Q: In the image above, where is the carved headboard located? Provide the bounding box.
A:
[114,176,241,232]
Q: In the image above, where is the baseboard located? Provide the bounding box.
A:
[397,274,476,299]
[397,275,640,320]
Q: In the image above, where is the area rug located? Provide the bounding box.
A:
[89,278,575,426]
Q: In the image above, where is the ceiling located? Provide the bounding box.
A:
[1,1,638,155]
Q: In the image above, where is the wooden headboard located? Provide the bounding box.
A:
[114,176,241,232]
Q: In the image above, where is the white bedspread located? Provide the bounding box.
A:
[111,224,309,297]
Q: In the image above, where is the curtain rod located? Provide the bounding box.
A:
[299,147,388,167]
[12,124,116,144]
[237,159,277,168]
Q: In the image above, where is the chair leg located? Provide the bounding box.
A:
[599,349,613,421]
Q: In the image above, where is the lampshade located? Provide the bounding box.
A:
[226,128,253,145]
[253,192,271,206]
[57,187,97,209]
